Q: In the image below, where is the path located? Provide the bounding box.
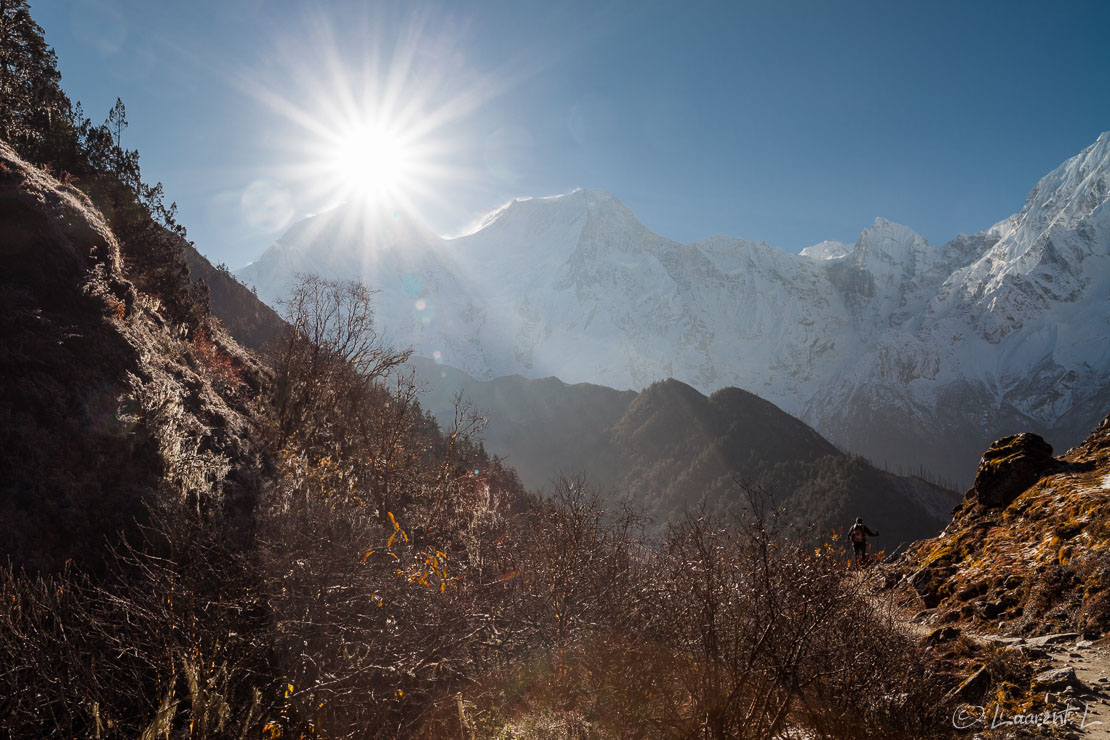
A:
[1038,635,1110,739]
[946,633,1110,738]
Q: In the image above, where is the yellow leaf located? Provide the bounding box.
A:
[285,683,295,697]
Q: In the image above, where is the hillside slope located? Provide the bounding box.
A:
[0,141,269,571]
[894,409,1110,637]
[180,240,286,352]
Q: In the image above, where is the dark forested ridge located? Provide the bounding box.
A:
[411,357,958,545]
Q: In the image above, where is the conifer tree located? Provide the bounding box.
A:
[0,0,68,160]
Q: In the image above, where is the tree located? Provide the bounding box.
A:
[108,97,126,149]
[271,274,411,450]
[0,0,68,160]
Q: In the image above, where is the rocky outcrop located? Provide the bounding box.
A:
[944,666,990,703]
[890,409,1110,639]
[971,433,1055,508]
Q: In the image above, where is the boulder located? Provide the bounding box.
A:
[971,433,1054,508]
[1026,632,1080,648]
[909,566,949,609]
[1032,666,1083,691]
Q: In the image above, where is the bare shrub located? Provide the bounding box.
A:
[645,484,950,738]
[270,274,410,451]
[0,501,271,738]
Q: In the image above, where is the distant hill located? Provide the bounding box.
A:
[180,241,286,352]
[410,357,958,545]
[411,357,635,493]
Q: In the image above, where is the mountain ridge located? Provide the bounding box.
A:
[408,356,958,544]
[240,132,1110,486]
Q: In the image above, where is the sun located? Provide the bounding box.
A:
[238,6,514,225]
[329,122,414,203]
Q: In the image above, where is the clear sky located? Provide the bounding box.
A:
[28,0,1110,269]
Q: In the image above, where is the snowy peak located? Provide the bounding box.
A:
[993,131,1110,255]
[852,217,929,268]
[265,200,442,262]
[800,240,850,260]
[236,131,1110,489]
[237,198,448,314]
[1024,131,1110,226]
[454,188,656,275]
[948,133,1110,337]
[475,189,645,236]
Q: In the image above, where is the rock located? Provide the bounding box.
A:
[909,567,950,609]
[1033,666,1083,691]
[972,433,1054,508]
[1002,644,1047,660]
[911,608,936,624]
[944,666,990,704]
[1026,632,1080,648]
[957,584,980,601]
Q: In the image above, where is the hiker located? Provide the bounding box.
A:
[848,517,878,566]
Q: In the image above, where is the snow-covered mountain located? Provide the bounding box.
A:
[238,132,1110,485]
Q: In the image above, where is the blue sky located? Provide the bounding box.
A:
[29,0,1110,269]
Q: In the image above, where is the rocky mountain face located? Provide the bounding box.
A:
[239,133,1110,487]
[409,357,957,545]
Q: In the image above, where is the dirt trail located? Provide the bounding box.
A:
[1038,636,1110,738]
[971,633,1110,738]
[879,571,1110,737]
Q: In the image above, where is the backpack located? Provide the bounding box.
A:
[850,524,865,543]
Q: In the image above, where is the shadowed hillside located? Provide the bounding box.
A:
[180,240,287,352]
[0,141,269,572]
[411,358,958,544]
